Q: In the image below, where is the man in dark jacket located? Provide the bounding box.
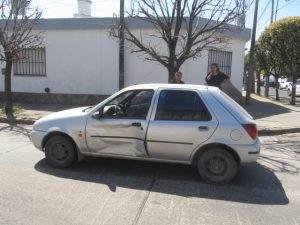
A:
[170,71,185,84]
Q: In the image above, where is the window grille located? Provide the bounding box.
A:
[13,47,46,76]
[207,49,232,76]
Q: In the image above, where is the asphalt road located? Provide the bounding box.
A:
[0,124,300,225]
[258,86,300,105]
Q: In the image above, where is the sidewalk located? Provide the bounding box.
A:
[1,95,300,135]
[0,103,82,124]
[242,94,300,135]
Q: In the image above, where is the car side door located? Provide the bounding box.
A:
[85,89,155,157]
[146,89,218,162]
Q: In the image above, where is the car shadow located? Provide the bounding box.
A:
[34,157,289,205]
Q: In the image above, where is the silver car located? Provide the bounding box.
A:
[287,80,300,97]
[31,84,260,184]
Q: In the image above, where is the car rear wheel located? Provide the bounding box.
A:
[45,135,77,168]
[197,148,238,184]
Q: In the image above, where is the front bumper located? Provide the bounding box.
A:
[229,138,261,164]
[30,130,47,151]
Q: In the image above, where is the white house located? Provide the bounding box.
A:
[0,17,251,105]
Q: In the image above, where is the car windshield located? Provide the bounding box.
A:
[107,91,135,106]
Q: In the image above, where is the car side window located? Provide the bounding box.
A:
[102,90,154,119]
[155,90,212,121]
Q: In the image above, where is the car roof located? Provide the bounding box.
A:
[122,83,220,92]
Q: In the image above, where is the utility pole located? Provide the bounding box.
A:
[271,0,274,23]
[119,0,125,90]
[245,0,259,104]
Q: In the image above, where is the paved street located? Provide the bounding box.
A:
[0,124,300,225]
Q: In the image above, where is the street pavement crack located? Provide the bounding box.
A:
[132,172,158,225]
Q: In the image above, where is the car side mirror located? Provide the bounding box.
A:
[92,109,103,120]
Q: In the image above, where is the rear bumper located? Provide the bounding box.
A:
[30,130,47,151]
[229,139,261,164]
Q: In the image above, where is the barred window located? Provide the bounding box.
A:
[207,49,232,76]
[13,47,46,76]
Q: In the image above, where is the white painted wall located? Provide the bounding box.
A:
[0,29,119,95]
[0,28,247,96]
[125,33,246,91]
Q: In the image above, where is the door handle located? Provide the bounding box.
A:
[198,126,209,131]
[131,122,142,127]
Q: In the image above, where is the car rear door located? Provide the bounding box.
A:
[85,89,155,157]
[146,89,218,162]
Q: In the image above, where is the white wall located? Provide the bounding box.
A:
[125,35,246,91]
[0,29,119,95]
[0,28,247,96]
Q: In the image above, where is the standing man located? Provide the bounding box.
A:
[170,71,185,84]
[205,63,229,89]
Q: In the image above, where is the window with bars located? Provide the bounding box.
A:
[207,49,232,77]
[13,47,46,76]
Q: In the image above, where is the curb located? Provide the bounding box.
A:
[0,117,35,125]
[258,128,300,136]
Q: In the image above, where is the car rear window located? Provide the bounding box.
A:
[213,91,253,121]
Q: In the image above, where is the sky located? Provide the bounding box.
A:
[32,0,300,50]
[245,0,300,50]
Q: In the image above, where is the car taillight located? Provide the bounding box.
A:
[242,124,257,140]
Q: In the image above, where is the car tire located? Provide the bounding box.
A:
[45,135,77,168]
[197,148,238,184]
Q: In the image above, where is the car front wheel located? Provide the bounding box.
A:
[197,148,238,184]
[45,135,77,168]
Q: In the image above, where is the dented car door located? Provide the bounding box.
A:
[85,90,155,157]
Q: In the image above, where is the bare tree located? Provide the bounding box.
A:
[0,0,42,117]
[111,0,248,82]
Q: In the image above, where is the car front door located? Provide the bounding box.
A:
[86,89,155,157]
[146,89,218,162]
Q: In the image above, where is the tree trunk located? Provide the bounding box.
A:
[290,75,296,105]
[256,70,261,95]
[167,54,176,82]
[264,75,269,97]
[275,76,280,101]
[168,66,175,83]
[4,57,13,118]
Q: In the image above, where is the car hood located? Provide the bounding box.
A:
[40,107,88,121]
[33,107,89,131]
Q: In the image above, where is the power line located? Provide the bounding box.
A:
[257,0,272,22]
[245,0,256,28]
[257,0,297,32]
